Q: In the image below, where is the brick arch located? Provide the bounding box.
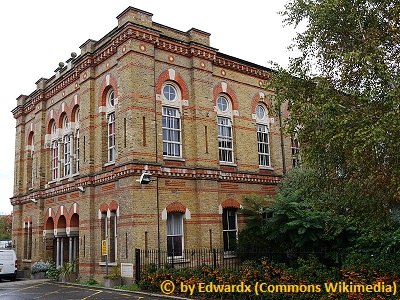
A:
[54,205,70,228]
[166,201,186,214]
[58,111,69,129]
[44,207,55,230]
[44,217,54,231]
[69,94,80,118]
[251,91,272,116]
[155,68,189,100]
[221,198,240,209]
[46,113,58,134]
[27,131,34,146]
[70,213,79,227]
[99,202,109,214]
[57,215,67,229]
[99,74,118,107]
[213,81,238,111]
[109,200,119,212]
[71,105,80,122]
[67,202,80,216]
[23,216,32,223]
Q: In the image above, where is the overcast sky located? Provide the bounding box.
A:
[0,0,299,215]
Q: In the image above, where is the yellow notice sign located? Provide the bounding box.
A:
[101,240,107,256]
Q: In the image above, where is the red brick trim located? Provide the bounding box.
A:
[99,74,118,107]
[251,92,272,115]
[100,202,109,213]
[166,201,186,214]
[221,198,240,209]
[213,82,238,110]
[155,69,189,100]
[109,200,119,212]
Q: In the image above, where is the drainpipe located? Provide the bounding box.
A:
[153,43,161,267]
[278,107,287,175]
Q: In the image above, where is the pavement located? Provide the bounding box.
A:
[0,279,192,300]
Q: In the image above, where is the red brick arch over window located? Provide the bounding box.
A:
[213,82,238,110]
[166,201,186,214]
[27,131,34,146]
[43,203,79,229]
[251,92,272,115]
[155,69,189,100]
[99,200,119,213]
[23,216,32,223]
[221,198,240,209]
[99,74,118,107]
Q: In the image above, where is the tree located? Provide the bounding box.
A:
[0,214,12,241]
[267,0,400,234]
[237,170,356,263]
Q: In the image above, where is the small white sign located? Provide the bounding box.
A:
[121,263,133,278]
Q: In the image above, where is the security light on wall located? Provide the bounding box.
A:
[136,173,152,184]
[30,198,37,203]
[77,186,85,192]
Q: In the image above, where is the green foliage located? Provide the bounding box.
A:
[59,258,78,278]
[267,0,400,236]
[0,215,12,240]
[46,260,59,281]
[84,278,99,285]
[238,174,357,257]
[139,256,400,299]
[31,260,50,274]
[104,266,121,279]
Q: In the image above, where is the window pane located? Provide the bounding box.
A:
[162,108,181,157]
[167,213,183,256]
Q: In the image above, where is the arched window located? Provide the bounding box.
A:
[63,115,71,177]
[74,108,80,173]
[50,121,59,180]
[106,89,116,163]
[255,103,271,167]
[217,95,234,163]
[108,113,116,162]
[162,82,182,158]
[28,133,35,189]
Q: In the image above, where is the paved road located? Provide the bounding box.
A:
[0,279,187,300]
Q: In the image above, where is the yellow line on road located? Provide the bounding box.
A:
[0,281,48,296]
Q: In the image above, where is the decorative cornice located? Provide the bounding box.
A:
[214,56,270,79]
[12,19,271,120]
[10,162,281,205]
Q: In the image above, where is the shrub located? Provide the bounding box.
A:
[31,260,50,274]
[46,260,59,281]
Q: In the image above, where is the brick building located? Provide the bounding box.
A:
[10,7,295,281]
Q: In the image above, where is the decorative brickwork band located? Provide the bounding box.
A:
[221,198,240,209]
[166,201,187,214]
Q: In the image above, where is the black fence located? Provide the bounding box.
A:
[134,248,351,282]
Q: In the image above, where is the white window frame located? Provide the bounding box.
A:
[257,124,270,167]
[75,129,80,173]
[222,208,237,253]
[108,113,116,162]
[218,117,234,163]
[162,107,182,157]
[167,213,184,258]
[291,135,300,168]
[109,211,117,263]
[64,135,71,177]
[51,141,59,180]
[30,135,35,188]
